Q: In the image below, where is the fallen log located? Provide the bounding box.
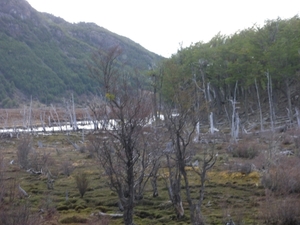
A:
[92,211,123,218]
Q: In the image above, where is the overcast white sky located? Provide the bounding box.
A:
[26,0,299,58]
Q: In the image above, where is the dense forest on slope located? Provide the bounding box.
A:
[159,16,300,129]
[0,0,162,107]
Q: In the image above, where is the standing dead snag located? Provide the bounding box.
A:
[161,55,218,224]
[163,106,197,219]
[163,150,185,218]
[191,143,217,214]
[91,85,153,225]
[266,71,275,132]
[230,81,240,143]
[88,45,162,225]
[255,78,264,131]
[88,45,122,96]
[63,94,78,131]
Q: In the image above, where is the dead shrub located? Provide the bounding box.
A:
[260,193,300,225]
[0,201,41,225]
[38,193,60,224]
[248,152,267,171]
[281,133,294,146]
[261,157,300,194]
[17,136,32,169]
[75,172,89,198]
[88,214,111,225]
[61,160,74,177]
[230,141,260,159]
[86,135,103,158]
[227,161,255,175]
[80,146,86,153]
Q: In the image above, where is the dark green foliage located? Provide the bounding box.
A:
[161,16,300,122]
[0,0,162,106]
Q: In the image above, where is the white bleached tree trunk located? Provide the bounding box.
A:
[255,78,264,131]
[50,104,62,131]
[266,71,275,132]
[209,112,215,134]
[71,93,78,130]
[296,107,300,129]
[230,82,239,143]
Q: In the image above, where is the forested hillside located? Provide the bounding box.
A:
[0,0,162,107]
[159,16,300,129]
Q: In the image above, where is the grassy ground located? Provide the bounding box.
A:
[1,130,299,225]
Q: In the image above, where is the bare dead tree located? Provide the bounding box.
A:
[162,59,218,224]
[160,77,205,222]
[191,142,217,223]
[296,107,300,129]
[28,96,33,131]
[63,94,78,131]
[71,93,78,130]
[163,105,197,219]
[84,105,98,130]
[88,46,123,130]
[230,81,240,143]
[133,126,164,200]
[89,50,155,224]
[88,45,122,96]
[39,107,46,132]
[21,105,27,129]
[90,84,153,225]
[266,71,275,132]
[87,96,106,130]
[255,78,264,131]
[50,104,62,130]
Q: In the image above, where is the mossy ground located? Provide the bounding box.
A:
[0,132,295,224]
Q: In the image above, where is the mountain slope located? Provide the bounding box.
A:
[0,0,163,107]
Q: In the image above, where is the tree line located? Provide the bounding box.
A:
[158,16,300,131]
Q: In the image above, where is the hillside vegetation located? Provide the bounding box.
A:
[0,0,162,107]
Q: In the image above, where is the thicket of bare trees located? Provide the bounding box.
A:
[88,46,165,225]
[86,44,221,225]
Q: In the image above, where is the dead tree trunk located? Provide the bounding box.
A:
[71,93,78,130]
[285,78,293,124]
[266,71,275,132]
[255,78,264,131]
[165,154,184,218]
[230,82,239,143]
[296,107,300,129]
